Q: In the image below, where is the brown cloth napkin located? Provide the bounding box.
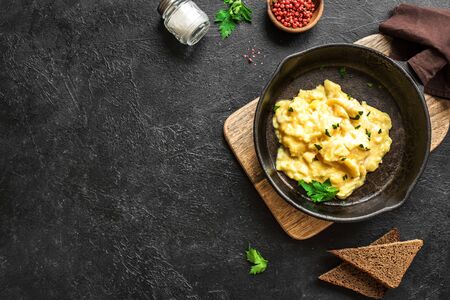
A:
[379,4,450,99]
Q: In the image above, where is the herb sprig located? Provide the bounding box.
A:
[299,179,339,203]
[273,104,280,112]
[215,0,252,39]
[366,129,371,140]
[246,247,268,275]
[359,144,370,151]
[350,111,363,120]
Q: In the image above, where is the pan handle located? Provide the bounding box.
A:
[392,60,425,94]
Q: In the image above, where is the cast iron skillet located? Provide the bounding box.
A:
[254,44,431,222]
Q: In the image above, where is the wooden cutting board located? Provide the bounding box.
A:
[224,34,450,240]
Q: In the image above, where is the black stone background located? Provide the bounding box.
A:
[0,0,449,299]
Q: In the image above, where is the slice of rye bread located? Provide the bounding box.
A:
[319,228,400,299]
[329,239,423,289]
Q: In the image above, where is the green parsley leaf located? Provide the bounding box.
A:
[341,157,347,161]
[359,144,370,151]
[358,111,363,115]
[298,179,339,203]
[343,174,348,180]
[366,129,371,140]
[273,104,280,112]
[347,94,352,100]
[215,11,236,39]
[250,263,266,275]
[314,144,322,151]
[350,114,361,120]
[332,123,340,129]
[246,247,268,275]
[288,107,294,112]
[325,129,331,137]
[313,155,319,161]
[355,125,361,129]
[367,111,371,116]
[367,82,374,88]
[230,1,252,22]
[378,128,382,134]
[215,9,230,22]
[215,0,252,39]
[338,67,347,78]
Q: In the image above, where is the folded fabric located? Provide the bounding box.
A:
[379,4,450,99]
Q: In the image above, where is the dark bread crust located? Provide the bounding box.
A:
[319,228,399,299]
[329,239,423,289]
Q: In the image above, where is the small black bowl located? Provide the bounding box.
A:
[254,44,430,222]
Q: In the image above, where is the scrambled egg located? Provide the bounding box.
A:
[273,80,392,199]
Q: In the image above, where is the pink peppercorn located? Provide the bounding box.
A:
[271,0,316,29]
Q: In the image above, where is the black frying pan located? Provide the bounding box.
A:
[254,44,431,222]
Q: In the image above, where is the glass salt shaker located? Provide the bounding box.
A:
[158,0,210,46]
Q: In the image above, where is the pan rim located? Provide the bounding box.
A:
[253,43,431,223]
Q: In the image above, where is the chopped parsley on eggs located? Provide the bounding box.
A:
[273,80,392,199]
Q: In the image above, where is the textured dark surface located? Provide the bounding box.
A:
[0,0,449,299]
